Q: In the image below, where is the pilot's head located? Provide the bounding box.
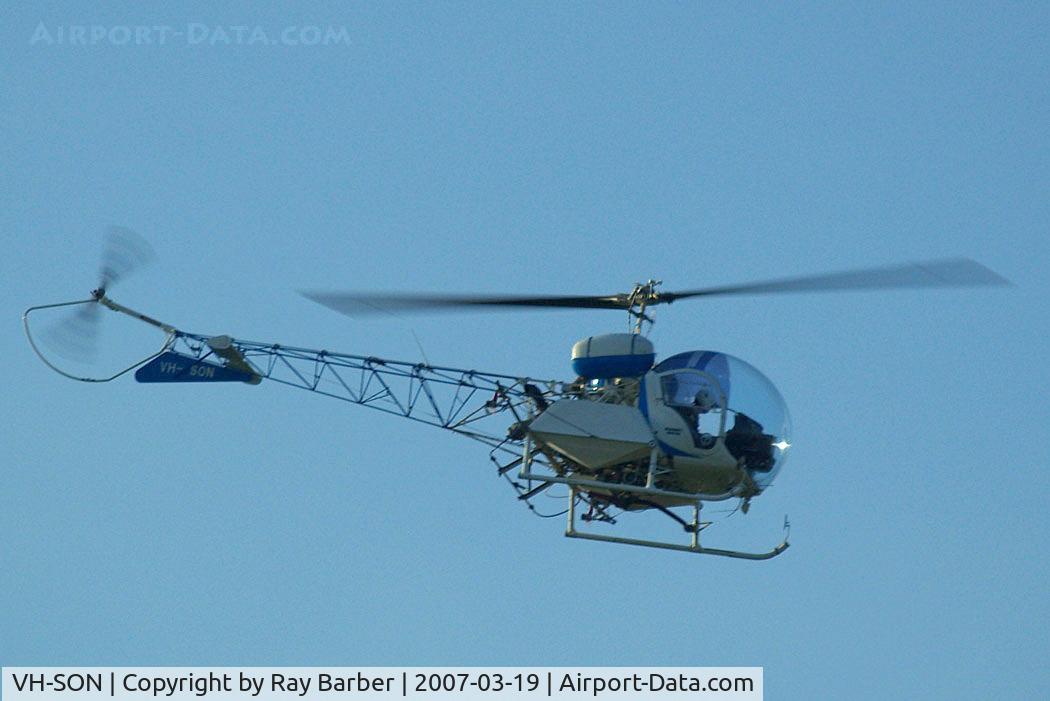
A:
[692,385,717,413]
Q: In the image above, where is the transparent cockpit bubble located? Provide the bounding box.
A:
[654,351,792,488]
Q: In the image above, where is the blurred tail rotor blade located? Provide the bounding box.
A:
[40,302,102,362]
[99,226,155,291]
[39,226,155,362]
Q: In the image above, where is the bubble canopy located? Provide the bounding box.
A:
[652,351,792,489]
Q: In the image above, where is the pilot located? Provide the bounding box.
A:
[689,384,719,449]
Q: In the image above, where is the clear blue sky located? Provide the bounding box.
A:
[2,3,1048,699]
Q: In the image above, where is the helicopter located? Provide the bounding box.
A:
[23,230,1010,560]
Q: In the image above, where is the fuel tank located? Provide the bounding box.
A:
[571,333,655,379]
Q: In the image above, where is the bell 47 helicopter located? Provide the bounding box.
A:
[24,230,1010,560]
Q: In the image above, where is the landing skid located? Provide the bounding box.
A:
[565,486,790,560]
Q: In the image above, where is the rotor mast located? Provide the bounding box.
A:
[626,279,661,334]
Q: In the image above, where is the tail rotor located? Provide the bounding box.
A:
[39,226,155,362]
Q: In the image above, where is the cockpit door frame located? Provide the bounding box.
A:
[646,367,729,455]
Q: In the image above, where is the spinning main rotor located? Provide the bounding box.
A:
[302,257,1009,332]
[31,226,1011,379]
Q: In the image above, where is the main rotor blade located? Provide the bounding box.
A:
[302,258,1010,319]
[658,258,1010,302]
[300,290,630,316]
